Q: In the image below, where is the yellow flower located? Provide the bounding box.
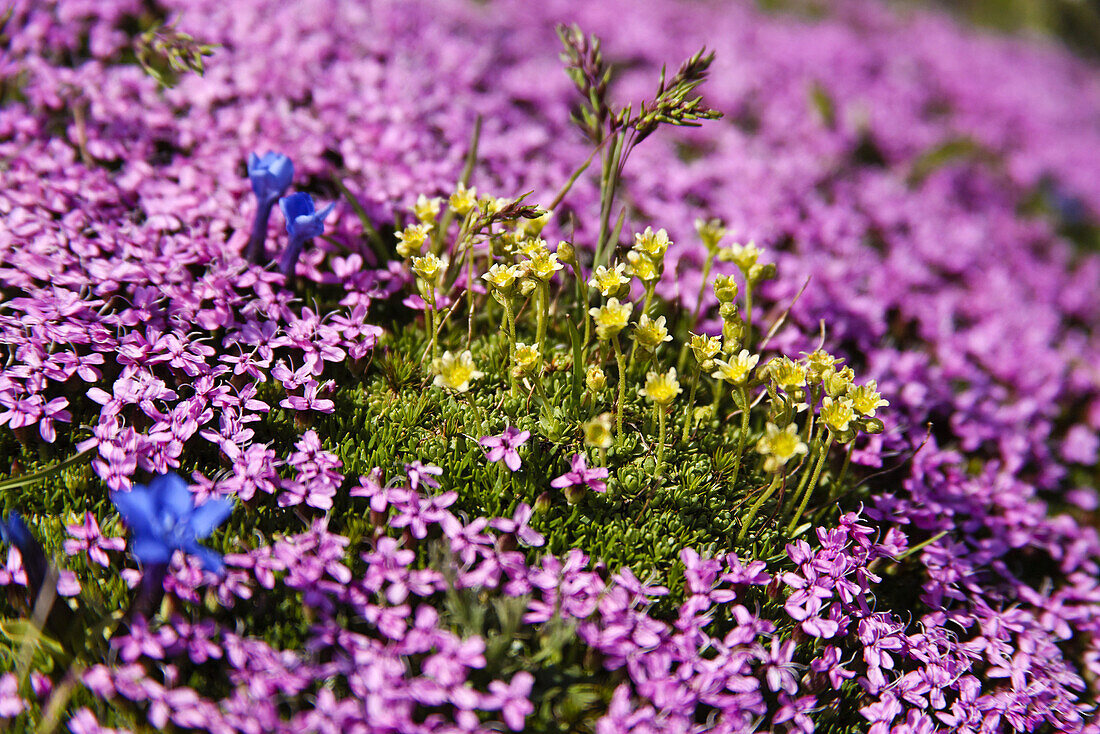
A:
[625,250,659,283]
[633,314,672,352]
[718,241,761,273]
[414,194,442,224]
[756,422,809,473]
[768,357,807,391]
[583,413,614,450]
[396,223,431,258]
[449,183,478,216]
[803,349,842,382]
[589,297,633,340]
[526,249,564,282]
[688,333,722,367]
[431,350,484,393]
[586,365,607,393]
[848,381,889,418]
[633,226,671,260]
[639,368,682,407]
[820,396,855,433]
[411,253,445,287]
[513,342,541,377]
[694,218,726,254]
[711,349,759,385]
[482,263,523,292]
[589,263,629,297]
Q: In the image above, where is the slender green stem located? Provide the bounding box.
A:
[0,446,95,493]
[787,433,834,534]
[729,386,751,487]
[789,425,824,515]
[744,280,754,348]
[503,299,518,395]
[536,282,549,356]
[804,384,819,445]
[681,364,701,442]
[656,406,667,477]
[737,473,783,543]
[613,338,627,440]
[832,441,854,500]
[425,290,439,362]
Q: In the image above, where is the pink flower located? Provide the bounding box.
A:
[479,427,531,472]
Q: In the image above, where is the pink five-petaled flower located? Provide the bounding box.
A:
[488,671,535,731]
[550,453,608,493]
[479,427,531,472]
[63,512,125,567]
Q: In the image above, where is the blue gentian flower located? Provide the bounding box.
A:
[278,192,335,276]
[110,474,234,573]
[0,512,47,593]
[245,152,294,263]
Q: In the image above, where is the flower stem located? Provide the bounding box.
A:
[832,441,854,500]
[737,473,783,543]
[787,433,834,534]
[656,405,667,477]
[503,299,518,396]
[613,337,626,440]
[536,282,549,356]
[729,386,751,488]
[681,364,701,442]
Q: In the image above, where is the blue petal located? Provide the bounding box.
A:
[247,151,261,175]
[131,535,173,566]
[188,497,234,539]
[150,473,194,518]
[316,201,335,222]
[267,154,294,189]
[110,486,157,535]
[187,543,225,574]
[293,213,325,240]
[280,193,315,230]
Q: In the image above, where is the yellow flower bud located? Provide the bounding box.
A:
[713,274,739,303]
[694,218,726,254]
[768,357,807,392]
[589,264,630,298]
[626,250,659,283]
[820,396,856,433]
[688,333,722,367]
[633,226,671,260]
[396,223,432,258]
[718,241,761,273]
[411,253,444,287]
[449,183,477,216]
[513,342,541,378]
[586,365,607,393]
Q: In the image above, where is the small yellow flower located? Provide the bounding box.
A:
[589,297,633,341]
[848,381,889,418]
[688,333,722,368]
[822,366,854,397]
[431,350,484,393]
[411,253,445,287]
[414,194,442,224]
[526,249,564,282]
[633,314,672,352]
[583,413,614,450]
[756,422,809,473]
[694,218,726,254]
[480,195,509,216]
[803,349,842,382]
[513,342,541,377]
[449,183,478,216]
[625,250,659,283]
[589,263,629,297]
[820,396,856,433]
[639,368,682,407]
[396,223,432,258]
[633,226,671,260]
[482,263,523,292]
[713,274,739,303]
[711,349,759,385]
[586,365,607,393]
[517,237,547,259]
[768,357,807,392]
[718,241,761,273]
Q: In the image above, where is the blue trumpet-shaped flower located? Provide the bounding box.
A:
[279,192,335,276]
[245,152,294,263]
[0,512,47,594]
[110,473,234,573]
